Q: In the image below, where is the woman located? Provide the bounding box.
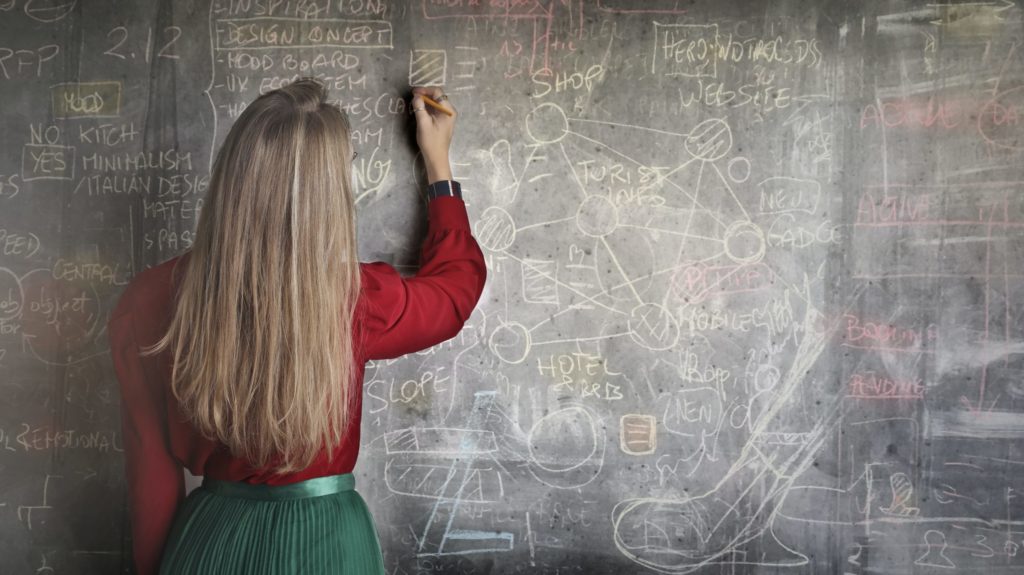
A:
[107,78,486,574]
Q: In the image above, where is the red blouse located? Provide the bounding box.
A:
[108,196,486,575]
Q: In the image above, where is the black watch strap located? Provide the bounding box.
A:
[426,179,462,201]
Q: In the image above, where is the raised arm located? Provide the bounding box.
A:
[361,196,486,359]
[360,86,486,359]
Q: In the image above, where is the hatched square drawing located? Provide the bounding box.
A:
[409,49,447,86]
[521,258,559,305]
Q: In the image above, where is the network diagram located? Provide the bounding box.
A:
[371,100,854,571]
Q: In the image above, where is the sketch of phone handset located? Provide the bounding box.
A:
[610,300,846,573]
[610,417,837,573]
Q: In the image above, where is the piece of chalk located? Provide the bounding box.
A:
[420,94,454,117]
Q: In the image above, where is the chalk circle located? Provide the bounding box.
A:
[978,86,1024,151]
[612,498,707,567]
[576,195,619,237]
[0,267,23,322]
[529,406,600,473]
[727,157,751,183]
[754,364,781,393]
[723,220,766,264]
[610,495,724,564]
[525,103,569,144]
[19,268,102,358]
[668,261,713,305]
[24,0,78,23]
[488,321,531,364]
[685,118,732,162]
[628,303,679,351]
[475,206,516,252]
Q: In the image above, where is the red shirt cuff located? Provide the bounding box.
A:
[427,195,470,230]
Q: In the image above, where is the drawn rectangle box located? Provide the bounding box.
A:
[620,414,656,455]
[385,460,503,503]
[51,82,121,118]
[384,427,496,455]
[652,22,717,78]
[441,529,514,555]
[521,258,558,304]
[409,49,446,86]
[21,144,75,181]
[215,18,393,50]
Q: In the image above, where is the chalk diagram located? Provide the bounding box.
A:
[609,303,842,573]
[380,386,609,557]
[466,102,843,572]
[478,102,784,365]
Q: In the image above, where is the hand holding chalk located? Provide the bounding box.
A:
[411,86,456,183]
[420,94,454,116]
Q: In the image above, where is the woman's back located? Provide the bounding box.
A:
[108,79,484,575]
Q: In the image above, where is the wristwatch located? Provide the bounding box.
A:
[426,179,462,200]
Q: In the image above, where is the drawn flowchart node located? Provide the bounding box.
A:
[409,49,446,86]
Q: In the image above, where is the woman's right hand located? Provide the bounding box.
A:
[411,86,456,183]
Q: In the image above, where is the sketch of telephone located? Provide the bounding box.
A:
[611,291,846,572]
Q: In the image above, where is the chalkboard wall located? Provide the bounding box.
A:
[3,0,1024,573]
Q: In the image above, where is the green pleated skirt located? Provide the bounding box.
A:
[159,473,385,574]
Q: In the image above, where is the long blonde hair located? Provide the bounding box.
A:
[144,78,361,474]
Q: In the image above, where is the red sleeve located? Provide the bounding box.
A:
[108,303,185,575]
[362,196,487,360]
